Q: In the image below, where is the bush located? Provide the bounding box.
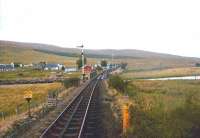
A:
[62,77,80,88]
[121,62,128,69]
[48,89,58,98]
[108,75,127,93]
[101,60,107,67]
[195,63,200,67]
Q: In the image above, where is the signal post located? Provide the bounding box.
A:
[24,91,32,118]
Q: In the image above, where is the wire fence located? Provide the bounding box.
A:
[1,78,80,137]
[4,104,53,138]
[1,88,65,138]
[1,87,65,121]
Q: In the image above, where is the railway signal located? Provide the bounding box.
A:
[24,90,32,118]
[77,45,85,81]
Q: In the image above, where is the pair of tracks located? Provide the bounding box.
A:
[40,75,102,138]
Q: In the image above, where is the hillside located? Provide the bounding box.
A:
[0,43,75,65]
[0,40,191,59]
[0,40,200,70]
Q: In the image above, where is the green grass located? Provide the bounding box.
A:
[0,69,52,80]
[0,68,82,80]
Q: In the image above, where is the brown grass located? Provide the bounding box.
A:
[122,67,200,79]
[0,83,62,117]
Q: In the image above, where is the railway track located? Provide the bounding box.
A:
[40,75,102,138]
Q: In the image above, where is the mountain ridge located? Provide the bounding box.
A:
[0,40,198,59]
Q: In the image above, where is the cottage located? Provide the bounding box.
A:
[24,64,33,68]
[64,67,77,73]
[83,65,94,80]
[0,63,15,72]
[44,64,64,71]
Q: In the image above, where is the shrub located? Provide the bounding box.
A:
[108,75,127,93]
[48,89,58,98]
[62,77,80,88]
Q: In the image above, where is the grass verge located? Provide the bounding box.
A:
[108,75,200,137]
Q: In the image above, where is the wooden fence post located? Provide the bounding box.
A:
[1,112,5,120]
[16,106,19,115]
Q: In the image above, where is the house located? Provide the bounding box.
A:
[82,65,94,80]
[24,64,33,68]
[106,64,117,70]
[44,64,64,71]
[33,63,44,70]
[64,67,77,73]
[0,63,15,72]
[84,65,93,74]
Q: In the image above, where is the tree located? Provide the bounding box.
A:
[101,60,108,67]
[13,63,22,68]
[195,63,200,67]
[63,78,80,88]
[96,65,103,72]
[121,62,128,69]
[61,66,65,71]
[76,56,87,69]
[39,61,46,70]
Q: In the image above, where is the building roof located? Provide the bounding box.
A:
[45,64,59,68]
[0,64,14,69]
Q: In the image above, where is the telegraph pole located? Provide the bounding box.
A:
[111,50,114,69]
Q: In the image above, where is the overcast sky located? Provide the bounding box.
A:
[0,0,200,57]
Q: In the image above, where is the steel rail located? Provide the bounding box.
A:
[40,75,100,138]
[78,79,99,138]
[59,96,83,138]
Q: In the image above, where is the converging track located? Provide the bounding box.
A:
[40,75,102,138]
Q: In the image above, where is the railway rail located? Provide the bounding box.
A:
[40,75,102,138]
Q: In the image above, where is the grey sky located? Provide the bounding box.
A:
[0,0,200,57]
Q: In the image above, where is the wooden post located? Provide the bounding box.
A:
[1,112,5,120]
[28,99,31,117]
[16,106,19,115]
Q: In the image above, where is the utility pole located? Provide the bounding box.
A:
[111,50,114,69]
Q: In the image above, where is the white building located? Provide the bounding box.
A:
[0,63,15,72]
[44,64,64,71]
[64,67,77,73]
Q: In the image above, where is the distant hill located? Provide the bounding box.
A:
[0,40,186,58]
[1,40,200,70]
[0,41,77,65]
